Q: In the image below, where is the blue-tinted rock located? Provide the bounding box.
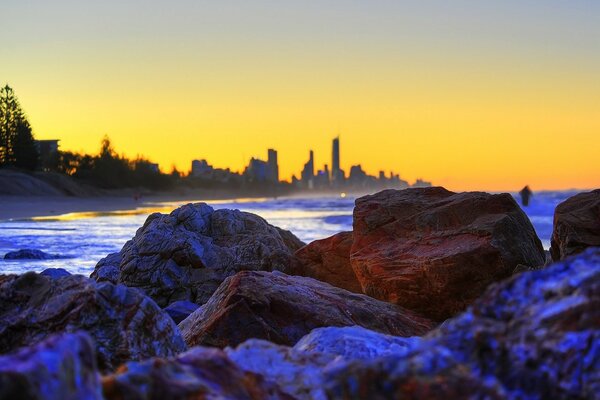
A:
[40,268,72,279]
[0,272,186,371]
[0,332,102,400]
[326,248,600,399]
[91,203,305,308]
[4,249,62,260]
[164,300,201,324]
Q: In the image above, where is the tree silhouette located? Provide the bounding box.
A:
[0,85,38,169]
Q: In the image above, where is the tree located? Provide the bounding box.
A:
[0,85,38,170]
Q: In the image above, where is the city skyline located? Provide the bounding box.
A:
[3,1,599,191]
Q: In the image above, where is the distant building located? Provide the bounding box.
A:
[245,158,269,182]
[412,178,432,188]
[191,159,212,177]
[300,150,315,189]
[331,136,344,184]
[243,149,280,184]
[34,139,60,171]
[267,149,279,183]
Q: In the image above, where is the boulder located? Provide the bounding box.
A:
[227,326,420,399]
[40,268,72,279]
[550,189,600,261]
[293,231,361,293]
[0,272,186,371]
[164,300,201,324]
[4,249,64,260]
[179,270,433,348]
[101,347,291,400]
[351,187,545,321]
[0,332,102,400]
[91,203,304,307]
[326,248,600,399]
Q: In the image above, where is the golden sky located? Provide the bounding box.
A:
[2,1,599,191]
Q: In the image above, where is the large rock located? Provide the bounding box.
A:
[0,272,186,371]
[227,326,420,399]
[179,270,433,348]
[91,203,304,307]
[326,248,600,399]
[294,231,361,293]
[102,347,291,400]
[0,332,102,400]
[163,300,201,324]
[550,189,600,261]
[351,187,545,321]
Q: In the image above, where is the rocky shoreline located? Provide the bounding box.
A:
[0,187,598,399]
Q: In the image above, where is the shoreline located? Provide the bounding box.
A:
[0,191,279,221]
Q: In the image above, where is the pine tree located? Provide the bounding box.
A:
[0,85,39,169]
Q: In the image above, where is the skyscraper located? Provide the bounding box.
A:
[331,136,343,184]
[267,148,279,183]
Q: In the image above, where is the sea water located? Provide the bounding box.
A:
[0,191,581,276]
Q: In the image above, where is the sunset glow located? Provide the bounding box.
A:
[3,1,599,191]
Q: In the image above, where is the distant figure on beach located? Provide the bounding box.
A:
[519,185,533,207]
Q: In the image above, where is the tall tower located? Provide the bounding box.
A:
[267,148,279,183]
[331,136,341,183]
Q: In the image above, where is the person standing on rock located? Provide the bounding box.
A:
[519,185,533,207]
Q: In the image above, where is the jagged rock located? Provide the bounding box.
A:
[326,248,600,399]
[227,326,420,399]
[550,189,600,261]
[101,347,291,400]
[4,249,64,260]
[351,187,545,321]
[179,270,433,349]
[0,272,186,371]
[164,300,201,324]
[40,268,72,279]
[0,332,102,400]
[91,203,304,307]
[293,231,361,293]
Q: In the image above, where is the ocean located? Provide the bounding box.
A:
[0,191,580,276]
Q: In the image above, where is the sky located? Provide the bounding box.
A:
[2,0,599,191]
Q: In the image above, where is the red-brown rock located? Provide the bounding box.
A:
[293,231,361,293]
[351,187,545,321]
[102,347,291,400]
[550,189,600,261]
[179,271,433,348]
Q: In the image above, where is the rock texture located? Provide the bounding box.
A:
[179,270,433,348]
[227,326,420,399]
[550,189,600,261]
[91,203,304,307]
[102,347,291,400]
[351,187,545,321]
[0,332,102,400]
[0,272,186,371]
[326,248,600,399]
[164,300,201,324]
[293,231,361,293]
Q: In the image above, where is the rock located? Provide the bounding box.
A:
[4,249,64,260]
[550,189,600,261]
[0,332,102,400]
[91,203,305,307]
[101,346,291,400]
[179,270,433,349]
[326,248,600,399]
[164,300,201,324]
[40,268,72,279]
[0,272,186,371]
[226,326,423,400]
[351,187,546,321]
[293,231,361,293]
